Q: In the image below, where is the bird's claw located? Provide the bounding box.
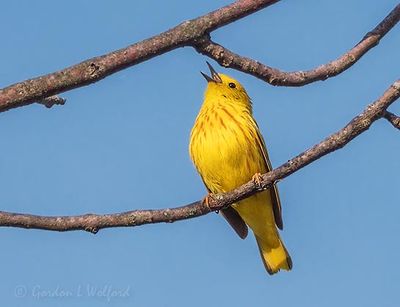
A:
[252,173,264,189]
[202,193,217,212]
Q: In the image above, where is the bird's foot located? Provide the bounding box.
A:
[252,172,264,189]
[201,193,217,212]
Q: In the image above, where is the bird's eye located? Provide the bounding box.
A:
[228,82,236,88]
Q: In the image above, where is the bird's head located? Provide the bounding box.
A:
[201,62,251,106]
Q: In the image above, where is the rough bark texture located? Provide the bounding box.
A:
[0,0,278,112]
[0,1,399,233]
[194,4,400,86]
[384,111,400,129]
[0,2,399,112]
[1,80,398,232]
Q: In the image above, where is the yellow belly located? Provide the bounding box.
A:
[190,112,265,193]
[189,107,279,245]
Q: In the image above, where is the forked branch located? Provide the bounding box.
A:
[0,2,399,112]
[0,0,279,112]
[195,0,400,88]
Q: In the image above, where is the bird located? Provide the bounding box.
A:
[189,62,292,274]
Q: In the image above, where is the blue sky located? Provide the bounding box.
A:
[1,1,399,306]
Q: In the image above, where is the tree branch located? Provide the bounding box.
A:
[1,80,398,233]
[0,1,399,112]
[383,110,400,130]
[194,4,400,86]
[0,0,279,113]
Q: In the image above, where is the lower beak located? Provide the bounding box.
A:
[201,61,222,83]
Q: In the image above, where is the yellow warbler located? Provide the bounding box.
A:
[189,62,292,274]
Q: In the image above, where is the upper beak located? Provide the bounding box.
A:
[201,61,222,83]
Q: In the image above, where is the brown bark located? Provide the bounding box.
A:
[194,4,400,86]
[384,111,400,130]
[1,80,398,232]
[0,0,278,112]
[0,2,398,112]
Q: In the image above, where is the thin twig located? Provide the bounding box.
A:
[1,80,398,232]
[194,4,400,86]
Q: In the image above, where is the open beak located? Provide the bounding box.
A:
[201,61,222,83]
